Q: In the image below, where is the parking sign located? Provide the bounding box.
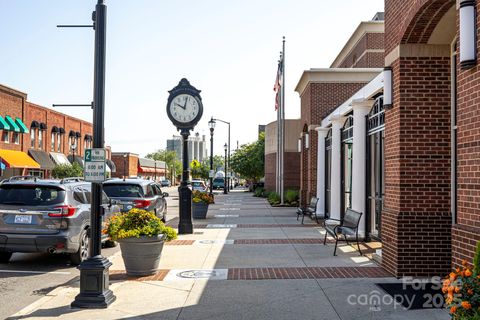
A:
[84,148,106,182]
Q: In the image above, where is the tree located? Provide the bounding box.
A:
[204,155,225,172]
[52,163,83,179]
[230,133,265,182]
[145,149,180,182]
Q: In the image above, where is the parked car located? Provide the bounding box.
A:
[191,180,207,192]
[160,179,171,187]
[103,178,168,222]
[212,177,225,190]
[0,176,121,264]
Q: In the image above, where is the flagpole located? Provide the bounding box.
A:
[276,57,280,195]
[280,36,285,205]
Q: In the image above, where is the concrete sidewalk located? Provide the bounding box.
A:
[7,190,449,320]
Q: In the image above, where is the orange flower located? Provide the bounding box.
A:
[448,286,455,294]
[455,286,461,293]
[450,272,457,280]
[456,268,461,273]
[461,301,472,310]
[462,260,468,267]
[443,279,451,286]
[465,269,472,277]
[446,295,454,304]
[468,289,474,295]
[450,306,457,314]
[442,286,448,294]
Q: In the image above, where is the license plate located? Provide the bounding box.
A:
[123,204,133,211]
[14,215,32,224]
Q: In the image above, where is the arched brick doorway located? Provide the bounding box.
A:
[382,0,456,277]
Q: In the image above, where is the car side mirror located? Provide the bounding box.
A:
[162,192,169,198]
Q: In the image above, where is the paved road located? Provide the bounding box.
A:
[0,186,179,319]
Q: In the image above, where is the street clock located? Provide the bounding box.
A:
[166,78,203,130]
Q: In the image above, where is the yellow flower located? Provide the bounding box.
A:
[465,269,472,277]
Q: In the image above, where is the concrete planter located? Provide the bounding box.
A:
[117,235,166,276]
[192,202,209,219]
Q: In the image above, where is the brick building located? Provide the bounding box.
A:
[292,1,480,278]
[264,119,302,192]
[111,152,166,182]
[0,84,97,179]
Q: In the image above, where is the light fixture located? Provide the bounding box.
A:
[208,117,216,130]
[460,0,477,68]
[383,67,393,108]
[304,132,310,149]
[297,137,302,153]
[224,143,228,151]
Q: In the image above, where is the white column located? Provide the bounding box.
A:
[330,115,346,221]
[351,99,374,237]
[315,127,330,217]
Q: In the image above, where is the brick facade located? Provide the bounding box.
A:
[383,0,456,276]
[111,153,138,178]
[338,33,384,68]
[264,152,300,192]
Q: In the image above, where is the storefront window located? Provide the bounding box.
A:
[341,116,354,216]
[38,130,43,150]
[367,96,385,239]
[57,133,62,152]
[13,133,19,144]
[51,132,55,151]
[3,131,9,143]
[30,128,35,148]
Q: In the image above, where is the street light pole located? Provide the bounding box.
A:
[208,117,216,196]
[123,153,127,180]
[72,0,115,309]
[223,143,228,194]
[212,118,230,192]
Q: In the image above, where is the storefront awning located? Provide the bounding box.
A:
[15,117,29,133]
[68,155,84,168]
[138,166,156,173]
[49,152,71,166]
[5,116,20,132]
[0,116,11,131]
[28,149,56,170]
[0,149,40,169]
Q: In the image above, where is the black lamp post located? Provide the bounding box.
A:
[212,118,230,192]
[123,153,127,180]
[223,143,228,194]
[208,117,215,195]
[71,142,77,164]
[154,161,157,181]
[71,0,115,309]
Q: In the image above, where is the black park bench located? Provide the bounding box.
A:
[296,197,319,224]
[323,208,363,256]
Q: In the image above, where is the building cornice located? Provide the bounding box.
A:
[330,21,384,68]
[294,68,382,97]
[0,84,27,100]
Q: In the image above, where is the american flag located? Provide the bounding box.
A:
[273,57,283,111]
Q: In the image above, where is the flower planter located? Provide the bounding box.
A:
[117,235,166,276]
[192,202,209,219]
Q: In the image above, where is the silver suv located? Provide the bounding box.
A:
[103,178,168,222]
[0,176,120,264]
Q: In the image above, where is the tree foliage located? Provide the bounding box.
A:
[145,149,182,180]
[230,133,265,182]
[52,163,83,179]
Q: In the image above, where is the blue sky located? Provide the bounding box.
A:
[1,0,384,156]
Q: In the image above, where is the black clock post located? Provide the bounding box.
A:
[166,78,203,234]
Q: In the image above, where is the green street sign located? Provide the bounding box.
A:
[84,148,106,182]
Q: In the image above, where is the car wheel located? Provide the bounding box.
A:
[0,252,13,263]
[71,229,89,265]
[161,204,167,223]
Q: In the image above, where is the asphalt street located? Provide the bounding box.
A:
[0,185,178,319]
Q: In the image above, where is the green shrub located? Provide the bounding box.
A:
[104,208,177,241]
[254,187,264,197]
[267,192,280,205]
[52,162,83,179]
[285,189,299,205]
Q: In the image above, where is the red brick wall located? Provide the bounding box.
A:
[454,3,480,268]
[111,154,138,178]
[0,86,26,151]
[385,0,454,55]
[339,33,384,68]
[382,55,452,277]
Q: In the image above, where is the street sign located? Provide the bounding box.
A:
[84,148,106,182]
[209,170,215,178]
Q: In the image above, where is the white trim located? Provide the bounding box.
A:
[321,72,384,127]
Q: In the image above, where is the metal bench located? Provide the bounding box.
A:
[323,208,363,256]
[296,197,319,224]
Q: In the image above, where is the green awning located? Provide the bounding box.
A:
[0,116,10,131]
[15,117,29,134]
[5,116,20,132]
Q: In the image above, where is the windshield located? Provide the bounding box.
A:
[0,185,65,206]
[213,178,224,183]
[192,181,204,186]
[103,184,144,198]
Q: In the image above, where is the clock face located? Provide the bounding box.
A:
[169,94,200,123]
